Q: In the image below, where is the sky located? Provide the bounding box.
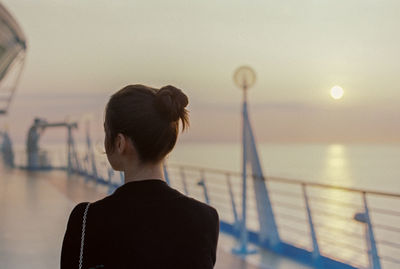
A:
[1,0,400,144]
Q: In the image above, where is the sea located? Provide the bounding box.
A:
[13,142,400,194]
[168,142,400,194]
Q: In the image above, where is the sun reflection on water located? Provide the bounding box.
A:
[324,144,352,184]
[312,144,368,267]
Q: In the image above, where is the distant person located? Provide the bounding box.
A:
[61,85,219,268]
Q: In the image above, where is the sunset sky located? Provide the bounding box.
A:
[2,0,400,144]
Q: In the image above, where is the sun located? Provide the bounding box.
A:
[330,86,344,100]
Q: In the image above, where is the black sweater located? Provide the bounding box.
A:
[61,179,219,269]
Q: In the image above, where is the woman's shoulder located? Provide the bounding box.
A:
[67,189,219,225]
[67,195,112,221]
[68,202,89,220]
[175,194,219,223]
[63,201,91,238]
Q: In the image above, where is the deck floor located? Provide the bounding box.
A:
[0,166,311,269]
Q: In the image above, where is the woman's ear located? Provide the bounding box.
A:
[116,133,126,154]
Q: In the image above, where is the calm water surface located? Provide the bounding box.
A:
[168,143,400,194]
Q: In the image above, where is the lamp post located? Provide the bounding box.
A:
[232,66,257,255]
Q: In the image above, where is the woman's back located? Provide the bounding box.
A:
[61,84,219,268]
[61,179,219,269]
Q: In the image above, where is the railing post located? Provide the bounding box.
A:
[180,167,189,195]
[226,173,240,230]
[0,131,15,168]
[85,121,98,179]
[163,164,170,186]
[362,192,381,269]
[82,155,89,177]
[197,170,210,204]
[119,171,124,184]
[233,118,251,254]
[232,166,254,255]
[106,168,114,194]
[68,126,81,174]
[67,125,73,173]
[302,184,322,267]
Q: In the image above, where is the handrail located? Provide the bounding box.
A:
[167,163,400,269]
[8,149,400,269]
[380,255,400,265]
[313,224,364,239]
[377,240,400,249]
[168,163,400,198]
[369,207,400,216]
[307,196,362,209]
[275,212,307,223]
[270,200,305,210]
[374,223,400,234]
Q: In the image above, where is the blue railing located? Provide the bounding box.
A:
[165,164,400,269]
[4,145,400,269]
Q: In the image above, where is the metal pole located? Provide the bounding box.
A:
[240,86,248,250]
[198,170,210,204]
[86,121,98,179]
[227,173,240,230]
[362,192,381,269]
[233,85,255,255]
[106,168,114,194]
[180,167,189,195]
[302,184,322,267]
[163,164,170,185]
[67,126,72,173]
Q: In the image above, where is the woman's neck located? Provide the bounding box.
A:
[123,161,165,184]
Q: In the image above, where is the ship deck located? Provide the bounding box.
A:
[0,166,311,269]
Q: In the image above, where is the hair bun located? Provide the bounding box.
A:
[154,85,189,123]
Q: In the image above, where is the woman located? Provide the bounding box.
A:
[61,84,219,269]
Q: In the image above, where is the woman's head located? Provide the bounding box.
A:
[104,84,189,170]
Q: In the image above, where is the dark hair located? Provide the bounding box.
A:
[104,84,189,163]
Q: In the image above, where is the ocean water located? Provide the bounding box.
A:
[14,142,400,193]
[168,142,400,194]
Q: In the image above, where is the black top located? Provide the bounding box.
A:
[61,179,219,269]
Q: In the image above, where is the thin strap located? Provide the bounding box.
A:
[79,202,90,269]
